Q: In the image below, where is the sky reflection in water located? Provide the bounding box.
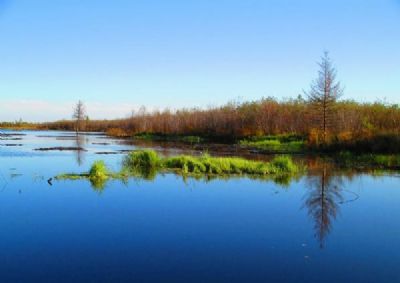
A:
[0,131,399,283]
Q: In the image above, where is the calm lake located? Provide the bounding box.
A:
[0,130,399,283]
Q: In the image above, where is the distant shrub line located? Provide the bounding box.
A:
[2,97,399,153]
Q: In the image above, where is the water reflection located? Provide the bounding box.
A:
[85,170,301,192]
[89,176,107,192]
[74,134,86,166]
[304,162,344,248]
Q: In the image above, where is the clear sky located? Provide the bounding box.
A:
[0,0,399,121]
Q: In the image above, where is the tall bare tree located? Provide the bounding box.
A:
[306,52,343,144]
[73,100,86,134]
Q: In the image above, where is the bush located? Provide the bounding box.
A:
[106,128,130,137]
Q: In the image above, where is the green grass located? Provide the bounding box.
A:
[133,133,205,143]
[239,135,305,153]
[55,150,302,188]
[335,151,400,169]
[123,149,160,169]
[89,160,109,180]
[120,150,300,176]
[56,160,112,191]
[121,149,160,180]
[55,173,88,180]
[160,153,299,175]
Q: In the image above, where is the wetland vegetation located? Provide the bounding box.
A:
[1,128,400,282]
[55,149,303,189]
[2,53,398,159]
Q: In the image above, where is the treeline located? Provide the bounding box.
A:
[0,120,38,130]
[37,97,399,140]
[2,97,399,152]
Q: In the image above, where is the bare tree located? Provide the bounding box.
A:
[73,100,86,134]
[306,52,343,144]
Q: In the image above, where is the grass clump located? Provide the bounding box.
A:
[123,149,160,169]
[89,160,109,179]
[56,161,110,181]
[55,160,111,191]
[160,151,300,176]
[122,150,160,179]
[120,150,301,176]
[88,161,110,190]
[240,135,305,153]
[163,155,207,174]
[269,156,298,173]
[56,150,302,189]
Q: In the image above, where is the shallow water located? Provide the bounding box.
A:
[0,130,399,283]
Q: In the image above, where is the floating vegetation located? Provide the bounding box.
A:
[55,150,304,189]
[57,161,115,191]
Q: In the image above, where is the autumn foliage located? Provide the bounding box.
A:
[2,96,398,152]
[34,97,397,143]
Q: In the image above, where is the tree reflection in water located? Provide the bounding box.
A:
[304,162,344,248]
[74,134,86,166]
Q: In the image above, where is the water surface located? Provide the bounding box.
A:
[0,130,399,283]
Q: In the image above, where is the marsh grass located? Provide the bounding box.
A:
[161,153,299,175]
[123,149,160,169]
[119,150,301,176]
[335,152,400,169]
[55,150,303,188]
[89,161,109,180]
[240,135,305,153]
[56,160,112,190]
[133,133,205,143]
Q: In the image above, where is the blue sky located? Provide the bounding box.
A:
[0,0,399,121]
